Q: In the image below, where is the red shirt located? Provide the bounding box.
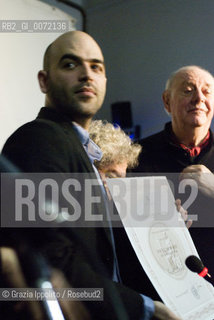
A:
[179,131,210,157]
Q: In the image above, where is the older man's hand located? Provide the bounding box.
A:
[175,199,192,228]
[180,164,214,198]
[152,301,182,320]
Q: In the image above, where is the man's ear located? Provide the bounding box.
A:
[38,70,49,93]
[162,90,171,114]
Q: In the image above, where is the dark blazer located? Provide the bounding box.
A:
[2,107,146,320]
[134,122,214,173]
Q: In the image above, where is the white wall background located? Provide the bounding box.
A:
[86,0,214,138]
[0,0,77,150]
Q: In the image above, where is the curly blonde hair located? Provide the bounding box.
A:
[89,120,142,170]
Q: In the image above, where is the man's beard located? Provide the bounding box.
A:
[48,85,99,120]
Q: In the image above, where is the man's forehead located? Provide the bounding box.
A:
[51,33,104,64]
[176,68,214,87]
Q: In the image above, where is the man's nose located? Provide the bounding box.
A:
[79,64,93,82]
[192,89,205,103]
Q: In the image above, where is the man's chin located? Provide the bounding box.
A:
[76,101,101,116]
[70,103,101,118]
[188,118,209,128]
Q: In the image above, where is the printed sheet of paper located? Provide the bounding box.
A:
[107,176,214,320]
